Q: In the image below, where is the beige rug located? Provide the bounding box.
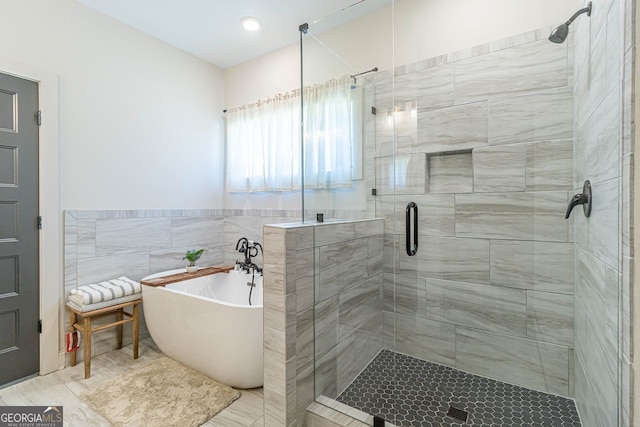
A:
[81,357,240,427]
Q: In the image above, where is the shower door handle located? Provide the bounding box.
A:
[406,202,418,257]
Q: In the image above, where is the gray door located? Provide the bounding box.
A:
[0,73,39,385]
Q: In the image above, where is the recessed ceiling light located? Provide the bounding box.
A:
[241,16,261,32]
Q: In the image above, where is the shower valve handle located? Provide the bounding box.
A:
[565,180,592,219]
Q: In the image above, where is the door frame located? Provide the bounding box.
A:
[0,59,61,375]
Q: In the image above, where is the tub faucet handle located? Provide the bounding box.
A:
[236,237,249,252]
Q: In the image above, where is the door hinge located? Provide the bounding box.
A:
[38,320,42,334]
[371,106,377,115]
[36,110,42,126]
[37,216,43,230]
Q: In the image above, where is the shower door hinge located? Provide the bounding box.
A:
[371,188,377,196]
[371,106,377,115]
[37,216,43,230]
[38,319,42,334]
[36,110,42,126]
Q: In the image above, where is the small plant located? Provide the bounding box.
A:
[183,249,205,267]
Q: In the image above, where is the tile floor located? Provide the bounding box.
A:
[0,339,264,427]
[337,349,581,427]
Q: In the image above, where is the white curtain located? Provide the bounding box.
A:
[226,93,300,192]
[302,76,353,189]
[226,76,352,193]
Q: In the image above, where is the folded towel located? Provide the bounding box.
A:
[70,277,141,305]
[66,293,141,313]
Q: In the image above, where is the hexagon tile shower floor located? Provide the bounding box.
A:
[336,350,581,426]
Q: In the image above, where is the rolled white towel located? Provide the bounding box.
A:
[67,294,85,306]
[71,277,141,305]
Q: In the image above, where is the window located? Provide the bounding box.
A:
[225,76,357,193]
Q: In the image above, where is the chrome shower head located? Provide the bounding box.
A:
[549,2,592,44]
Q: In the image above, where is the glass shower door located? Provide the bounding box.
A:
[384,2,598,425]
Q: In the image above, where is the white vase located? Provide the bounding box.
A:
[185,265,199,274]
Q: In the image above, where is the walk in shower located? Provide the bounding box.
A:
[299,0,634,426]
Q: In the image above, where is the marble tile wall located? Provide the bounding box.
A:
[63,209,227,364]
[571,0,635,426]
[428,152,474,193]
[367,0,630,423]
[263,219,384,427]
[372,26,577,398]
[63,209,304,365]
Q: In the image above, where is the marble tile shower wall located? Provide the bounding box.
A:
[572,0,634,426]
[620,1,635,425]
[313,222,385,400]
[372,28,576,397]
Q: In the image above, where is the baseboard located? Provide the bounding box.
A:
[58,351,66,370]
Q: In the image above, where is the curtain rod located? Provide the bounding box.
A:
[223,74,362,113]
[351,67,379,78]
[350,67,379,85]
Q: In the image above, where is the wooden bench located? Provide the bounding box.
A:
[67,299,141,379]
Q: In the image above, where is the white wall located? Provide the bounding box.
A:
[0,0,225,210]
[224,43,300,113]
[0,0,225,373]
[223,0,579,210]
[394,0,579,68]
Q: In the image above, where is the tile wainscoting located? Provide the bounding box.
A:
[62,209,311,366]
[64,209,226,365]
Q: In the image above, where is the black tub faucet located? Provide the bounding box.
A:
[235,237,263,274]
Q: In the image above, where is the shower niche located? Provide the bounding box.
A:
[426,151,473,193]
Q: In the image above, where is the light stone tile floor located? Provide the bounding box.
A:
[0,338,264,427]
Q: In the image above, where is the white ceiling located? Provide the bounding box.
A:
[77,0,390,69]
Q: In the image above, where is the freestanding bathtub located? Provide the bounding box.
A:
[141,268,263,389]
